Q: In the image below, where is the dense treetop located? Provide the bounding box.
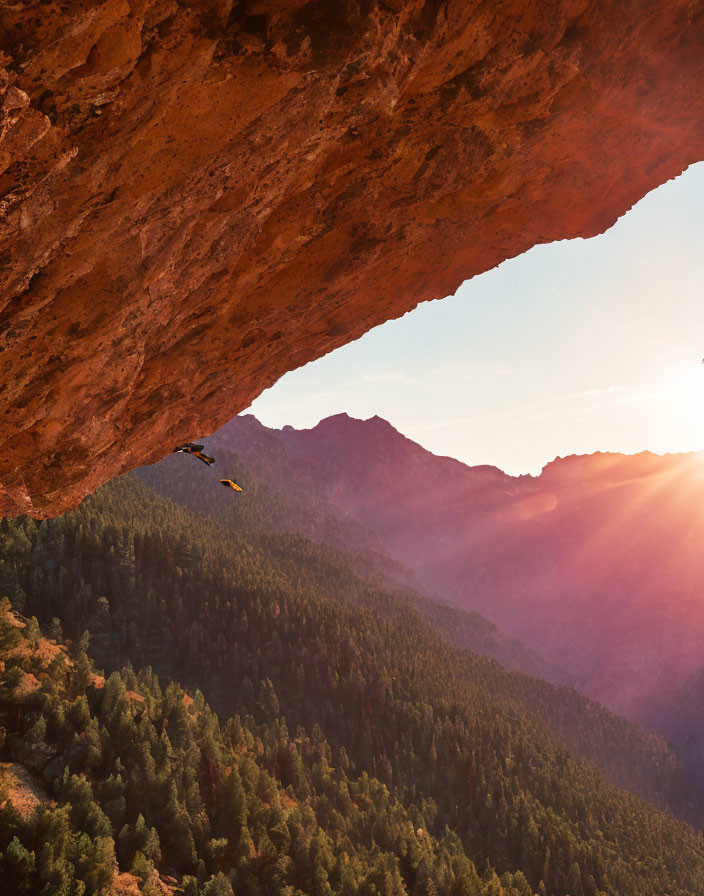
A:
[1,473,703,894]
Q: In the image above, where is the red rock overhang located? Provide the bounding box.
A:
[1,0,703,516]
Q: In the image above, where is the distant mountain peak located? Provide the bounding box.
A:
[276,413,407,454]
[316,412,356,427]
[311,412,397,432]
[539,448,703,485]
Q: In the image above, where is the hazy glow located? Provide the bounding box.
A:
[249,163,704,475]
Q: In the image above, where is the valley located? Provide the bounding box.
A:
[3,427,704,893]
[191,414,704,734]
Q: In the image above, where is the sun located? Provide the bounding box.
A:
[657,362,704,452]
[670,361,704,401]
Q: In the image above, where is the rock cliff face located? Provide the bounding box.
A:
[1,0,703,517]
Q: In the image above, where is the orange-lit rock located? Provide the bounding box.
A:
[1,0,703,517]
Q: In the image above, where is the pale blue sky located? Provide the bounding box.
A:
[249,162,704,475]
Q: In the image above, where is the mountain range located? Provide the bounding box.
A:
[3,414,704,893]
[154,413,704,773]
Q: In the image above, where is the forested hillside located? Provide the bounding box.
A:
[1,476,704,895]
[196,413,704,726]
[135,441,568,687]
[0,604,534,896]
[663,668,704,794]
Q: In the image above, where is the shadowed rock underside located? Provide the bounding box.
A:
[1,0,703,516]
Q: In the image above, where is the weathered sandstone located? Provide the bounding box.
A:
[1,0,703,516]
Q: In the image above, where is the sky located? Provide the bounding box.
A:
[248,162,704,476]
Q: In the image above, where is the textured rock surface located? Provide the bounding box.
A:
[1,0,703,517]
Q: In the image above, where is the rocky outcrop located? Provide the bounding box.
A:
[1,0,703,517]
